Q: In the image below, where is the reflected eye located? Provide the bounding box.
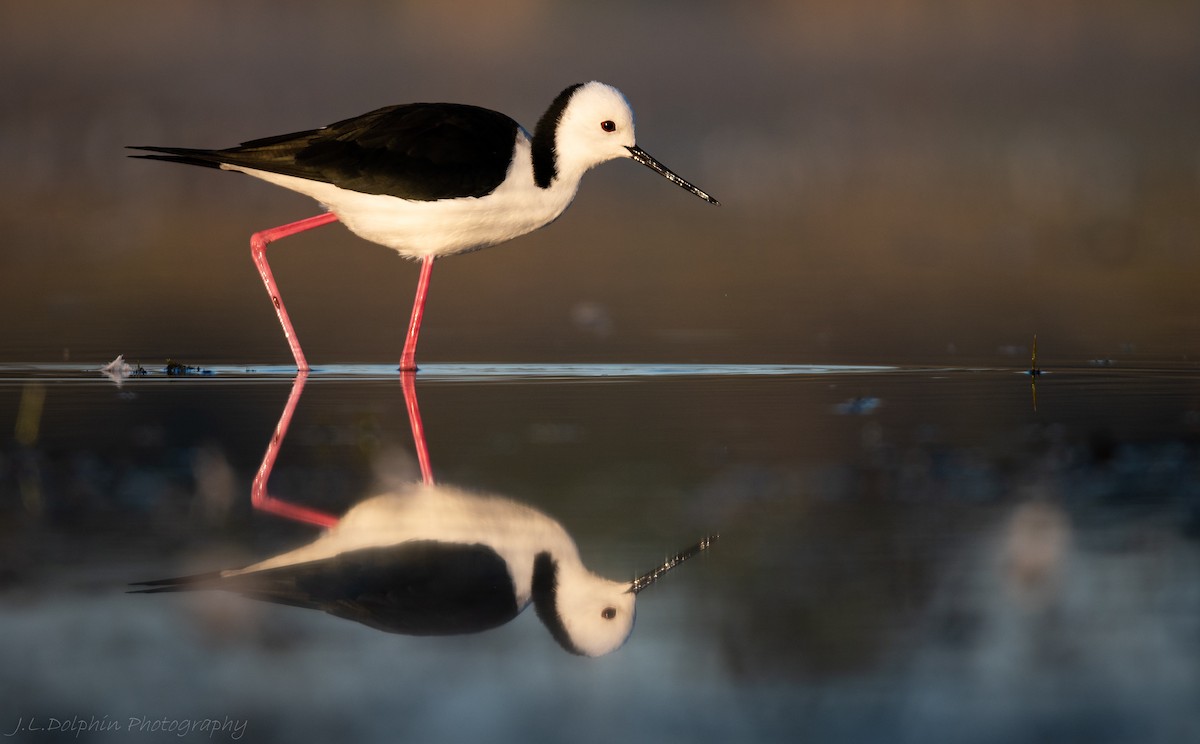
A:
[600,120,616,133]
[601,607,617,620]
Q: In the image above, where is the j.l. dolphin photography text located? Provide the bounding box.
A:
[5,715,248,740]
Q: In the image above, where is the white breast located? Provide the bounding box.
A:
[224,133,580,260]
[233,484,582,607]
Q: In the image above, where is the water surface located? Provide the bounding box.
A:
[1,362,1197,743]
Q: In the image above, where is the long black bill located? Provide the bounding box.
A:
[629,533,719,595]
[627,145,720,205]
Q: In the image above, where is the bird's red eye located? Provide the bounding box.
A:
[600,120,616,133]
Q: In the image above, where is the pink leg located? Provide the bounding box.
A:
[400,256,435,372]
[400,371,435,484]
[251,371,340,529]
[250,212,340,371]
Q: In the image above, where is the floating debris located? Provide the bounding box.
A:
[164,360,212,376]
[101,355,151,384]
[1029,334,1041,377]
[100,354,145,384]
[101,354,132,377]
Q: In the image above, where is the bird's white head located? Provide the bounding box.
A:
[531,534,717,657]
[548,568,639,658]
[561,81,639,160]
[534,82,719,204]
[535,82,637,182]
[532,553,637,657]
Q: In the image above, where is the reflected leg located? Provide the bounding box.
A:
[401,372,435,484]
[250,212,340,371]
[400,255,435,372]
[251,371,340,528]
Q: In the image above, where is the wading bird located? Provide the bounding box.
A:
[131,82,718,370]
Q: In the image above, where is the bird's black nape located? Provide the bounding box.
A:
[530,552,587,655]
[531,83,584,190]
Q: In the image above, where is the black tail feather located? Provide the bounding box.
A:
[127,569,227,594]
[126,146,227,170]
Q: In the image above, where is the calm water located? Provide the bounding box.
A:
[1,362,1198,743]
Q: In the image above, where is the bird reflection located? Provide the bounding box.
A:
[135,373,715,656]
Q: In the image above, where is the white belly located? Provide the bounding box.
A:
[225,138,578,259]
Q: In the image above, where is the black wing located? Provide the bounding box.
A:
[132,541,521,636]
[129,103,521,201]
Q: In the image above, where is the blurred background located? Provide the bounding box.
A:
[3,5,1200,740]
[2,0,1198,367]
